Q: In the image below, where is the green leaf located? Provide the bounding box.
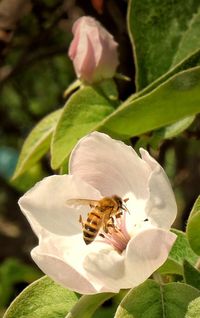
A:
[66,293,114,318]
[51,86,115,169]
[144,117,195,153]
[184,260,200,290]
[0,258,41,308]
[185,296,200,318]
[159,116,195,139]
[188,195,200,220]
[11,162,46,192]
[3,276,78,318]
[12,109,61,179]
[114,280,200,318]
[186,196,200,255]
[128,0,200,89]
[158,229,198,275]
[172,7,200,67]
[136,49,200,99]
[98,67,200,139]
[148,116,195,151]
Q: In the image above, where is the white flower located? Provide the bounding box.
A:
[18,132,177,294]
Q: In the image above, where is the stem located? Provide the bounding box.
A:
[66,293,114,318]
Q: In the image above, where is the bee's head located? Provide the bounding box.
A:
[112,195,129,211]
[112,195,123,209]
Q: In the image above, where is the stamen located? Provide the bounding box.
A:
[98,213,131,253]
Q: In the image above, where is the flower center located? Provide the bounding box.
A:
[99,213,131,253]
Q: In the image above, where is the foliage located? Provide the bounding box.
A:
[0,258,41,309]
[3,276,78,318]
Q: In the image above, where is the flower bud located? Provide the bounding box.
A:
[68,16,119,83]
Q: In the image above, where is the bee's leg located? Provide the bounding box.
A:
[103,224,108,233]
[109,216,115,225]
[116,211,123,218]
[79,215,84,228]
[106,216,117,233]
[102,214,110,233]
[99,233,105,238]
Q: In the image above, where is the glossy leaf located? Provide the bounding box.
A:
[12,109,61,180]
[128,0,200,89]
[158,230,198,275]
[184,260,200,290]
[3,276,78,318]
[115,280,200,318]
[98,67,200,139]
[51,86,115,169]
[186,196,200,255]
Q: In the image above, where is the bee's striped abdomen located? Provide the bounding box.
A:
[83,211,102,245]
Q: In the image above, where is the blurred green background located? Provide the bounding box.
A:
[0,0,199,316]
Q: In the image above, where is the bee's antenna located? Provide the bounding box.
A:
[122,197,130,214]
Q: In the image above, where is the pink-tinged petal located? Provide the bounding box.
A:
[82,227,176,292]
[68,16,118,83]
[68,33,80,60]
[70,132,151,206]
[140,149,177,229]
[94,33,118,80]
[31,247,98,294]
[125,228,177,285]
[18,175,101,237]
[78,35,96,81]
[83,246,132,293]
[31,226,176,294]
[32,232,116,294]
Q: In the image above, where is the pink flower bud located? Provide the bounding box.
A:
[68,16,119,83]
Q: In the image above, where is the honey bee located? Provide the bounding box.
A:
[66,195,128,245]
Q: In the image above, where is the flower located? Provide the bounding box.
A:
[18,132,177,294]
[68,16,119,83]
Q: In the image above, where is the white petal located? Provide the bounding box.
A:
[32,232,116,294]
[82,228,176,292]
[18,175,101,237]
[31,247,98,294]
[140,149,177,229]
[69,132,151,219]
[83,244,132,292]
[31,228,176,294]
[125,228,177,285]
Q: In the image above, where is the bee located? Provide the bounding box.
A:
[66,195,128,245]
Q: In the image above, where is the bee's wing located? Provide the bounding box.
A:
[66,199,99,207]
